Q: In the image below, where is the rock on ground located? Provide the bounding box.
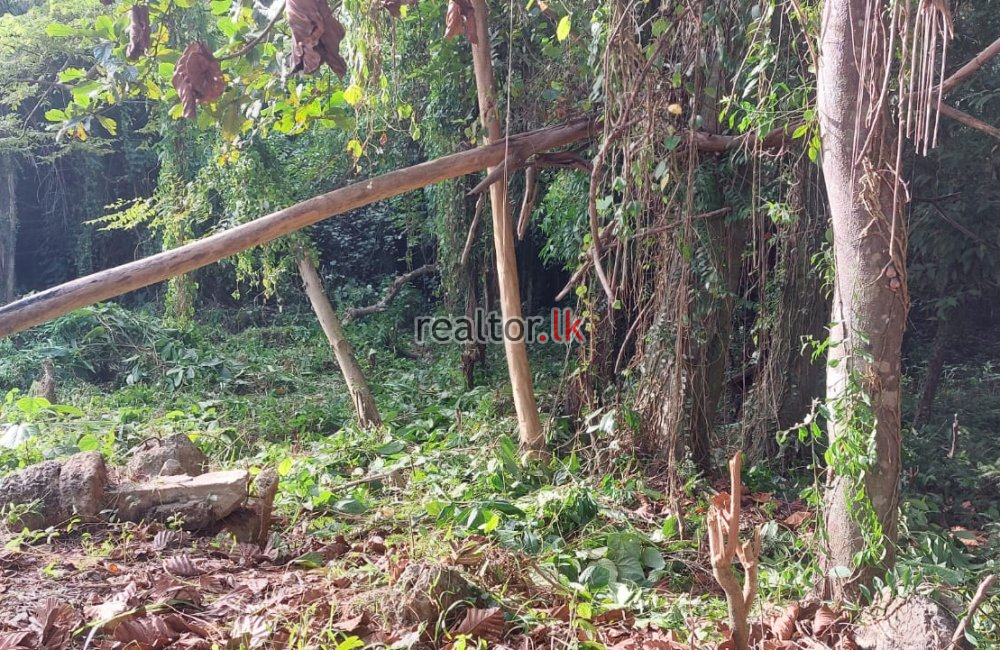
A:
[393,563,476,625]
[110,470,249,530]
[0,460,64,530]
[126,434,208,479]
[855,594,964,650]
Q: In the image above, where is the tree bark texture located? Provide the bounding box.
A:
[297,255,382,430]
[468,0,545,453]
[818,0,906,599]
[0,156,16,305]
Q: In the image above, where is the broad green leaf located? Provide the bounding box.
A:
[45,23,79,37]
[96,115,117,135]
[45,108,67,122]
[58,68,87,82]
[556,15,571,42]
[343,83,363,106]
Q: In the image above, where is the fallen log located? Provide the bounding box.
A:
[0,117,595,339]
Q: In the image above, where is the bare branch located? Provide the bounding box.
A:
[939,103,1000,142]
[460,195,485,268]
[940,35,1000,96]
[343,264,437,323]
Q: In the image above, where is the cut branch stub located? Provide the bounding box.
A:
[708,452,761,650]
[444,0,477,44]
[287,0,347,75]
[126,5,150,61]
[172,42,225,119]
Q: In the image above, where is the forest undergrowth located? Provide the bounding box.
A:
[0,301,997,649]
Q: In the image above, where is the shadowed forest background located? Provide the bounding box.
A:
[0,0,998,648]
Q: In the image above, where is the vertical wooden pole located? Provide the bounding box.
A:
[468,0,545,453]
[297,254,382,430]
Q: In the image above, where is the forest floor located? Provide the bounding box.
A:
[0,304,997,649]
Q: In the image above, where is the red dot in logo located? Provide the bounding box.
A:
[538,334,547,342]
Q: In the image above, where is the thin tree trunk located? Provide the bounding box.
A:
[297,255,381,430]
[818,0,906,600]
[913,315,956,429]
[0,156,16,305]
[468,0,545,453]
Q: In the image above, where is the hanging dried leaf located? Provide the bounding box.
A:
[383,0,417,18]
[171,41,225,119]
[448,607,505,643]
[287,0,347,75]
[444,0,477,44]
[126,5,150,60]
[770,603,799,641]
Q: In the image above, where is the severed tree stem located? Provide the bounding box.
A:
[707,452,761,650]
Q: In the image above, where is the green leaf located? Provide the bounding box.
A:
[96,115,117,136]
[343,83,363,106]
[77,434,100,452]
[556,15,571,42]
[277,456,294,476]
[45,108,67,122]
[45,23,79,37]
[58,68,87,82]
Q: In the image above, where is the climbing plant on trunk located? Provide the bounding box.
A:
[816,0,907,599]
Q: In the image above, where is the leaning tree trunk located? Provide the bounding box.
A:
[297,255,381,430]
[469,0,545,453]
[0,155,16,305]
[818,0,906,600]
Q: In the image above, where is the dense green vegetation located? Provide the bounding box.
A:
[1,0,999,647]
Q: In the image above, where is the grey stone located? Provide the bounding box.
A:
[110,470,249,529]
[0,461,64,530]
[126,434,208,479]
[393,563,475,624]
[855,594,964,650]
[58,452,108,521]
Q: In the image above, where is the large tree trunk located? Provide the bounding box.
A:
[818,0,906,600]
[0,156,16,305]
[743,159,830,462]
[297,255,382,430]
[469,0,545,453]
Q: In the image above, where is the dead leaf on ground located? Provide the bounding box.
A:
[29,598,79,649]
[771,602,800,640]
[782,511,811,528]
[165,553,204,577]
[812,605,837,637]
[333,612,370,633]
[449,607,505,643]
[230,614,270,649]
